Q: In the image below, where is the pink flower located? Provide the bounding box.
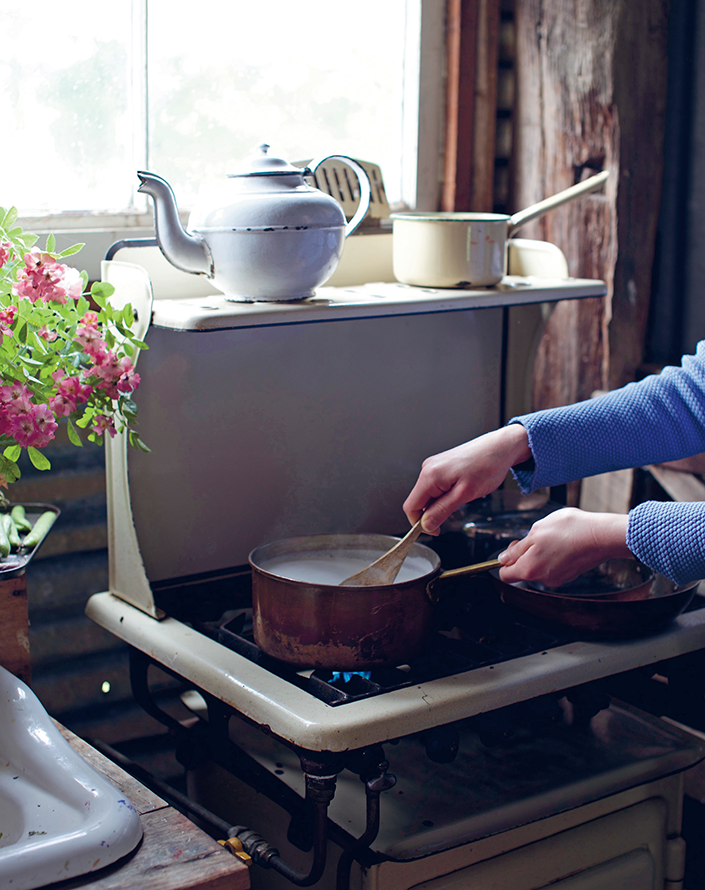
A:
[24,248,50,272]
[80,311,99,328]
[0,242,11,268]
[75,325,108,364]
[10,414,37,448]
[0,381,33,407]
[48,394,75,418]
[117,369,140,394]
[7,403,58,448]
[12,248,83,305]
[53,373,93,405]
[29,404,58,447]
[0,406,14,437]
[6,390,33,414]
[0,306,17,327]
[37,325,58,342]
[48,371,94,417]
[90,351,136,398]
[92,414,116,438]
[0,305,17,344]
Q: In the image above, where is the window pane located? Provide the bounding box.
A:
[1,1,135,214]
[147,0,407,207]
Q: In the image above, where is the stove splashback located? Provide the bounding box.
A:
[126,309,502,582]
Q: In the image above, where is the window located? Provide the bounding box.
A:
[2,0,135,214]
[3,0,449,216]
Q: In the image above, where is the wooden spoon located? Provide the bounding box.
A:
[339,517,425,587]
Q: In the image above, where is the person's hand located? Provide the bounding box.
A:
[403,425,532,534]
[497,508,632,588]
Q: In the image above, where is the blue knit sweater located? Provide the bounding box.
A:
[510,340,705,585]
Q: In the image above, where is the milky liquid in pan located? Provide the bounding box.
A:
[262,550,435,586]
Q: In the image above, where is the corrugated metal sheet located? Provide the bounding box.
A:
[15,426,186,744]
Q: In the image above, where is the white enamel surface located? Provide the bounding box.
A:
[204,226,345,301]
[179,146,366,301]
[87,591,705,753]
[147,277,607,331]
[0,665,142,890]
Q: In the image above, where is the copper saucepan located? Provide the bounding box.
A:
[249,534,698,670]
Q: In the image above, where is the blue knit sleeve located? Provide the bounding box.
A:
[508,341,705,585]
[627,501,705,586]
[510,340,705,492]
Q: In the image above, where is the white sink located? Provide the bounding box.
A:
[0,665,142,890]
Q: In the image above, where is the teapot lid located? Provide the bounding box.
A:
[227,143,303,178]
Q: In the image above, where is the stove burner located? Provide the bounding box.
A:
[204,585,574,707]
[331,671,372,683]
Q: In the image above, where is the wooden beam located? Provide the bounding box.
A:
[512,0,669,413]
[0,573,30,685]
[443,0,502,211]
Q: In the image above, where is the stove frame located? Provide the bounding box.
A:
[86,262,705,888]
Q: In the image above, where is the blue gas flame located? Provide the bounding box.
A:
[331,671,371,683]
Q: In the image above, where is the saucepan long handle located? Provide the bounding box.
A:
[508,170,609,237]
[438,558,503,581]
[426,558,503,603]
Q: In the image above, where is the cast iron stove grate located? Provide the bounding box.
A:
[201,586,575,706]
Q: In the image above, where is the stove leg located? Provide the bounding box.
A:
[336,753,397,890]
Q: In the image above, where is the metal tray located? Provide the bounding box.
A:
[0,502,61,577]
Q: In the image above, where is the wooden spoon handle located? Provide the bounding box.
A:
[339,517,424,586]
[381,517,425,563]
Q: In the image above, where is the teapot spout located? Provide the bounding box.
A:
[137,172,213,277]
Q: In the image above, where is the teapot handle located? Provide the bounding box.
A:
[307,155,372,237]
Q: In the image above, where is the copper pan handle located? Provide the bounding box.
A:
[426,558,502,602]
[438,558,502,581]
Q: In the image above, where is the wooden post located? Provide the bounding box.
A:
[0,572,31,685]
[444,0,502,211]
[512,0,669,411]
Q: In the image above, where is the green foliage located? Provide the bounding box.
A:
[0,210,148,487]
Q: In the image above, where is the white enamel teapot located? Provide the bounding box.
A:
[137,144,372,302]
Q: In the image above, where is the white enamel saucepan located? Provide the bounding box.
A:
[390,170,609,288]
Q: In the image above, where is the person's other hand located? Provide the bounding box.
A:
[497,508,631,588]
[403,424,531,534]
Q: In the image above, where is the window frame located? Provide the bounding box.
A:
[16,0,447,280]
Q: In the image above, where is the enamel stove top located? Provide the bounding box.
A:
[86,582,705,754]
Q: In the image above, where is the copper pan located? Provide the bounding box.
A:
[249,534,442,670]
[249,535,699,670]
[488,558,699,639]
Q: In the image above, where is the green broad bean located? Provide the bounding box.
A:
[0,517,9,558]
[22,511,57,550]
[2,514,20,550]
[10,505,32,533]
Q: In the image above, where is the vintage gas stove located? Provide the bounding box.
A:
[86,259,705,889]
[86,570,705,890]
[87,576,705,755]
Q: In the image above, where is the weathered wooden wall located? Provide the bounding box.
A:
[512,0,670,408]
[444,0,503,211]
